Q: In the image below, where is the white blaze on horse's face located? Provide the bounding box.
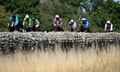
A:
[56,20,59,24]
[11,22,15,27]
[56,20,60,27]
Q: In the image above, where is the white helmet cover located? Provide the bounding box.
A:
[70,19,74,22]
[55,15,59,18]
[25,14,29,18]
[107,20,111,23]
[81,18,87,20]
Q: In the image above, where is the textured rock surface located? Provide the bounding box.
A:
[0,32,120,53]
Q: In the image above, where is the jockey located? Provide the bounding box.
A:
[53,14,63,31]
[104,20,113,32]
[31,16,40,31]
[78,18,90,32]
[8,13,19,32]
[68,19,77,32]
[81,18,90,28]
[23,14,32,32]
[53,14,62,27]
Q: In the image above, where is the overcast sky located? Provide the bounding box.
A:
[114,0,120,2]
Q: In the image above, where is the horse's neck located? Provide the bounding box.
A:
[25,21,29,26]
[32,21,36,25]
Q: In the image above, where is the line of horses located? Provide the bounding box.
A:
[8,23,92,33]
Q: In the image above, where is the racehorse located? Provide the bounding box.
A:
[54,20,64,31]
[78,24,91,32]
[8,21,15,32]
[31,20,41,32]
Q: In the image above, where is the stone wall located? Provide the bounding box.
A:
[0,32,120,53]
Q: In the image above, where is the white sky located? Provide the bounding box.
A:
[114,0,120,2]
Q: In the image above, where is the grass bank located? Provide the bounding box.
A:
[0,48,119,72]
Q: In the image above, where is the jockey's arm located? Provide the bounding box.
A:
[28,18,32,26]
[15,16,19,26]
[73,22,77,29]
[60,18,62,25]
[104,23,107,31]
[86,21,90,28]
[35,19,40,27]
[23,18,26,26]
[110,24,113,31]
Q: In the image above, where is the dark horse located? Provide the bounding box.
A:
[8,21,15,32]
[31,20,41,32]
[54,20,64,32]
[78,24,91,32]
